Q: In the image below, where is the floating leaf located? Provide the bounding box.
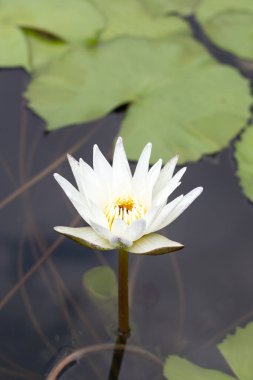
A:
[0,0,103,69]
[26,34,199,131]
[165,322,253,380]
[25,30,69,71]
[203,10,253,60]
[140,0,202,16]
[164,356,235,380]
[218,323,253,380]
[26,33,251,164]
[83,266,117,300]
[91,0,187,40]
[0,25,29,69]
[120,59,251,163]
[83,266,117,333]
[235,125,253,202]
[196,0,253,21]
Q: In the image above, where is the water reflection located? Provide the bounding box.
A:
[1,69,253,379]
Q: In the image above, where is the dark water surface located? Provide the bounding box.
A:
[1,69,253,380]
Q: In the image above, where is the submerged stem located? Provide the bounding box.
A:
[107,335,127,380]
[107,249,130,379]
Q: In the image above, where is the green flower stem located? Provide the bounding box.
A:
[118,249,130,336]
[108,250,130,379]
[107,334,127,380]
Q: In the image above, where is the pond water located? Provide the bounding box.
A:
[1,68,253,380]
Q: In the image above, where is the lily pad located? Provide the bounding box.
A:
[196,0,253,21]
[203,10,253,60]
[218,322,253,380]
[120,60,251,163]
[25,34,201,131]
[24,30,69,71]
[25,33,251,164]
[140,0,202,16]
[83,266,117,300]
[165,322,253,380]
[0,24,29,69]
[83,266,117,332]
[91,0,187,40]
[164,356,235,380]
[0,0,103,70]
[235,125,253,202]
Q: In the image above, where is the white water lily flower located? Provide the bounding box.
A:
[54,137,203,255]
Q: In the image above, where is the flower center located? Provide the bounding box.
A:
[104,196,146,229]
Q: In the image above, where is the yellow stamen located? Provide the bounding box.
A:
[104,197,146,229]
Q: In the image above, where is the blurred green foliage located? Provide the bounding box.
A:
[83,265,118,334]
[164,322,253,380]
[1,0,253,199]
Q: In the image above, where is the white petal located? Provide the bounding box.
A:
[93,144,112,181]
[89,220,112,241]
[124,219,146,241]
[154,187,203,230]
[110,218,134,248]
[67,154,83,193]
[146,195,183,233]
[144,205,163,229]
[54,173,90,223]
[126,233,183,255]
[88,220,131,249]
[88,200,109,229]
[114,137,131,175]
[111,218,128,237]
[133,142,152,181]
[79,158,107,206]
[54,226,114,250]
[148,159,162,186]
[145,159,163,204]
[112,137,132,197]
[152,167,186,206]
[153,155,179,196]
[132,142,152,204]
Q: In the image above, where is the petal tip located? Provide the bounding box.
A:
[54,226,64,233]
[194,186,203,195]
[197,186,204,195]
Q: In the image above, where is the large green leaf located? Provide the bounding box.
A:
[120,61,250,164]
[218,323,253,380]
[25,33,251,164]
[165,322,253,380]
[140,0,202,16]
[91,0,187,40]
[0,25,29,69]
[24,30,69,71]
[196,0,253,21]
[203,10,253,60]
[164,356,235,380]
[235,125,253,202]
[25,34,203,131]
[0,0,103,69]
